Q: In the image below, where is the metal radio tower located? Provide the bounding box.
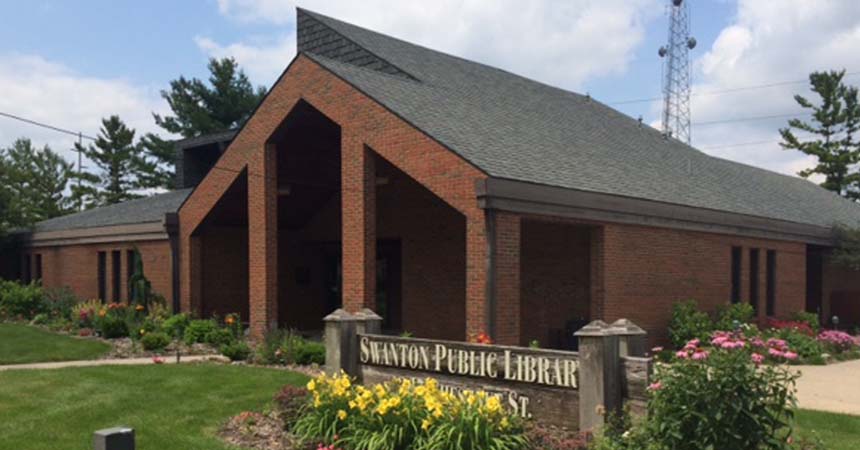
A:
[658,0,696,144]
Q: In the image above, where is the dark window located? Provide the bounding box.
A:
[112,250,121,302]
[126,250,136,299]
[97,252,107,301]
[34,254,42,282]
[766,250,777,316]
[730,246,742,303]
[22,254,32,284]
[749,249,759,313]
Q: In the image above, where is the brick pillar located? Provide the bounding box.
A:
[589,226,605,321]
[341,135,376,313]
[494,212,521,345]
[188,235,202,315]
[248,143,278,338]
[466,213,489,340]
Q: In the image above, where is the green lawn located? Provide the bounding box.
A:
[796,409,860,450]
[0,363,308,450]
[0,324,111,364]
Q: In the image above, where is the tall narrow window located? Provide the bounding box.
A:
[97,252,107,301]
[730,246,742,303]
[749,248,759,313]
[112,250,121,302]
[766,250,776,316]
[126,250,136,300]
[22,254,32,284]
[34,254,43,282]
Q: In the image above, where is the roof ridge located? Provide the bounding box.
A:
[297,8,419,82]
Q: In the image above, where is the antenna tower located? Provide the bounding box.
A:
[658,0,696,143]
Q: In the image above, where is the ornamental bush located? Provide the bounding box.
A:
[646,333,798,450]
[183,319,217,344]
[0,280,46,319]
[817,330,859,353]
[141,331,171,351]
[293,373,528,450]
[220,341,252,361]
[668,300,713,348]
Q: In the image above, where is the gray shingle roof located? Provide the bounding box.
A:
[298,9,860,229]
[33,189,191,232]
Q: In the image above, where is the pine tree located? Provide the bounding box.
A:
[0,138,74,226]
[138,57,266,190]
[73,116,144,208]
[780,69,860,200]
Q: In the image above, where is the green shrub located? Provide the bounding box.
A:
[183,319,217,345]
[220,341,252,361]
[644,341,797,450]
[0,280,46,319]
[161,313,190,338]
[715,302,756,331]
[204,327,235,347]
[791,311,821,334]
[42,287,78,319]
[30,313,50,325]
[668,300,713,348]
[772,329,824,363]
[98,314,129,338]
[141,331,171,351]
[295,340,325,365]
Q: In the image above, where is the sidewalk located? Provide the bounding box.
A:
[0,354,227,371]
[794,359,860,415]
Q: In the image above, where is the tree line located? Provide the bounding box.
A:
[0,58,265,236]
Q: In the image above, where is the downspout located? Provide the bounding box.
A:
[485,208,497,341]
[163,212,180,314]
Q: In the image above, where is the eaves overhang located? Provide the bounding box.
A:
[476,177,834,246]
[18,221,169,248]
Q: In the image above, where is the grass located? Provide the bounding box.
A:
[0,363,308,450]
[0,323,111,364]
[796,409,860,450]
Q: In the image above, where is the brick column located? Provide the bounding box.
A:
[466,213,489,340]
[248,143,278,338]
[494,212,521,345]
[341,135,376,313]
[185,234,203,315]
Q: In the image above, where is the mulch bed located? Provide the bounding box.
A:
[219,411,308,450]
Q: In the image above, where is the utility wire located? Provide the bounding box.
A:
[0,111,98,141]
[692,112,811,127]
[606,71,860,106]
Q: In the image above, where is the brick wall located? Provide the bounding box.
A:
[598,223,806,345]
[22,239,172,303]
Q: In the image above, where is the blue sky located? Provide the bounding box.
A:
[1,0,858,178]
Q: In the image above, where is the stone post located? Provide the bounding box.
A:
[355,308,383,335]
[574,320,621,432]
[323,309,358,376]
[93,427,134,450]
[610,319,648,357]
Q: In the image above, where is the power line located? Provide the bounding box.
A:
[606,71,860,106]
[692,112,811,127]
[0,111,98,141]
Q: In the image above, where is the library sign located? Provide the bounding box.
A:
[357,334,580,427]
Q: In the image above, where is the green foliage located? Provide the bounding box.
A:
[97,313,129,338]
[72,115,145,208]
[646,348,798,450]
[0,138,74,228]
[668,300,713,348]
[42,287,79,319]
[161,313,190,339]
[153,57,266,139]
[780,69,860,200]
[831,224,860,271]
[220,341,252,361]
[790,311,822,335]
[141,331,171,351]
[256,328,325,365]
[777,331,825,364]
[183,319,218,345]
[715,302,756,331]
[0,279,45,319]
[204,327,235,347]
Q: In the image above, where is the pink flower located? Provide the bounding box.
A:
[676,350,690,359]
[152,356,165,364]
[751,353,764,365]
[651,346,664,353]
[683,338,701,350]
[768,348,783,358]
[783,351,798,361]
[692,350,709,360]
[647,381,663,391]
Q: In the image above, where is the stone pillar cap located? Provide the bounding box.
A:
[323,308,355,322]
[608,318,647,335]
[355,308,383,321]
[574,319,613,337]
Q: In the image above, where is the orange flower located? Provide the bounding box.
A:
[225,316,235,325]
[135,305,144,312]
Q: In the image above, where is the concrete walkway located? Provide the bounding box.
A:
[795,359,860,416]
[0,354,227,371]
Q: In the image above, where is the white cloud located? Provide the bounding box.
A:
[204,0,660,90]
[689,0,860,177]
[0,53,168,165]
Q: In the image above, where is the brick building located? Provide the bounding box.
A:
[8,9,860,346]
